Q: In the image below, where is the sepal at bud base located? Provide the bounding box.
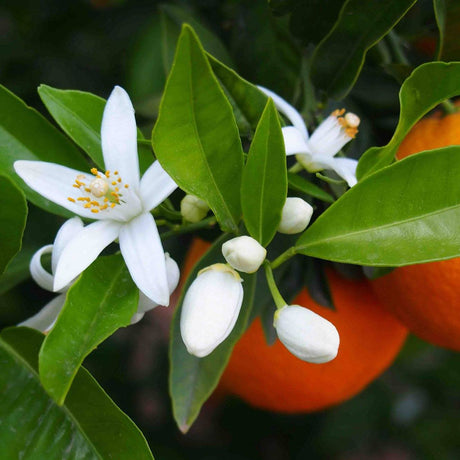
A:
[278,197,313,234]
[222,236,266,273]
[274,305,339,363]
[180,263,244,357]
[180,194,210,223]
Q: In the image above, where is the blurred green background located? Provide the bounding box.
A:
[1,0,459,458]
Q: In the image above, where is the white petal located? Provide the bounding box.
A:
[139,161,177,211]
[19,293,66,332]
[135,253,180,313]
[53,220,121,291]
[180,264,243,357]
[310,156,358,187]
[101,86,140,188]
[130,312,145,325]
[257,86,309,139]
[119,212,169,306]
[274,305,340,363]
[51,217,84,273]
[30,244,54,291]
[331,158,358,187]
[278,197,313,234]
[14,161,104,220]
[222,236,266,273]
[282,127,310,156]
[308,115,352,157]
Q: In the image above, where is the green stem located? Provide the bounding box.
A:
[160,216,216,241]
[264,262,287,309]
[288,162,303,173]
[270,246,297,270]
[137,139,152,147]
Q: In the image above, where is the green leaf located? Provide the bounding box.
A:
[0,85,88,217]
[170,236,256,432]
[230,2,302,101]
[0,248,34,296]
[310,0,417,100]
[127,3,232,114]
[0,175,27,275]
[208,54,270,132]
[270,0,345,46]
[0,327,154,459]
[153,25,243,233]
[38,85,153,174]
[357,62,460,180]
[433,0,446,59]
[296,147,460,266]
[241,100,287,246]
[39,254,138,404]
[287,172,334,203]
[437,0,460,60]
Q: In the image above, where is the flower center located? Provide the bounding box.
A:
[332,109,360,138]
[67,168,130,214]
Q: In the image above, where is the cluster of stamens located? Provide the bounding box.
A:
[68,168,130,214]
[332,109,360,138]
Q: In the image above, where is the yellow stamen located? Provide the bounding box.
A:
[91,209,99,213]
[90,168,98,176]
[67,197,76,203]
[77,197,90,202]
[124,184,129,188]
[105,170,111,178]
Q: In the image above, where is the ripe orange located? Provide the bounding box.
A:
[371,109,460,350]
[181,239,408,412]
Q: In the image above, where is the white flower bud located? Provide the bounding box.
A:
[180,194,210,223]
[137,253,180,313]
[278,197,313,234]
[180,263,243,357]
[274,305,339,363]
[221,236,266,273]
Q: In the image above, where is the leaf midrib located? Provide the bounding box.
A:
[298,201,460,250]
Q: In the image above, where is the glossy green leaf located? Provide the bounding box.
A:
[0,327,154,459]
[39,254,138,404]
[433,0,446,59]
[357,62,460,180]
[0,175,27,275]
[296,147,460,266]
[241,100,287,246]
[310,0,417,100]
[230,2,302,101]
[287,172,334,203]
[208,54,270,132]
[38,85,153,173]
[270,0,345,45]
[127,3,232,113]
[170,236,256,432]
[437,0,460,60]
[0,85,88,216]
[153,25,243,233]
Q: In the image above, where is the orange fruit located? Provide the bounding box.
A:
[182,239,408,412]
[371,109,460,350]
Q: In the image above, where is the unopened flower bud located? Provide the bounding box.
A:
[274,305,339,363]
[181,194,210,223]
[136,253,180,313]
[278,197,313,234]
[222,236,266,273]
[180,264,243,357]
